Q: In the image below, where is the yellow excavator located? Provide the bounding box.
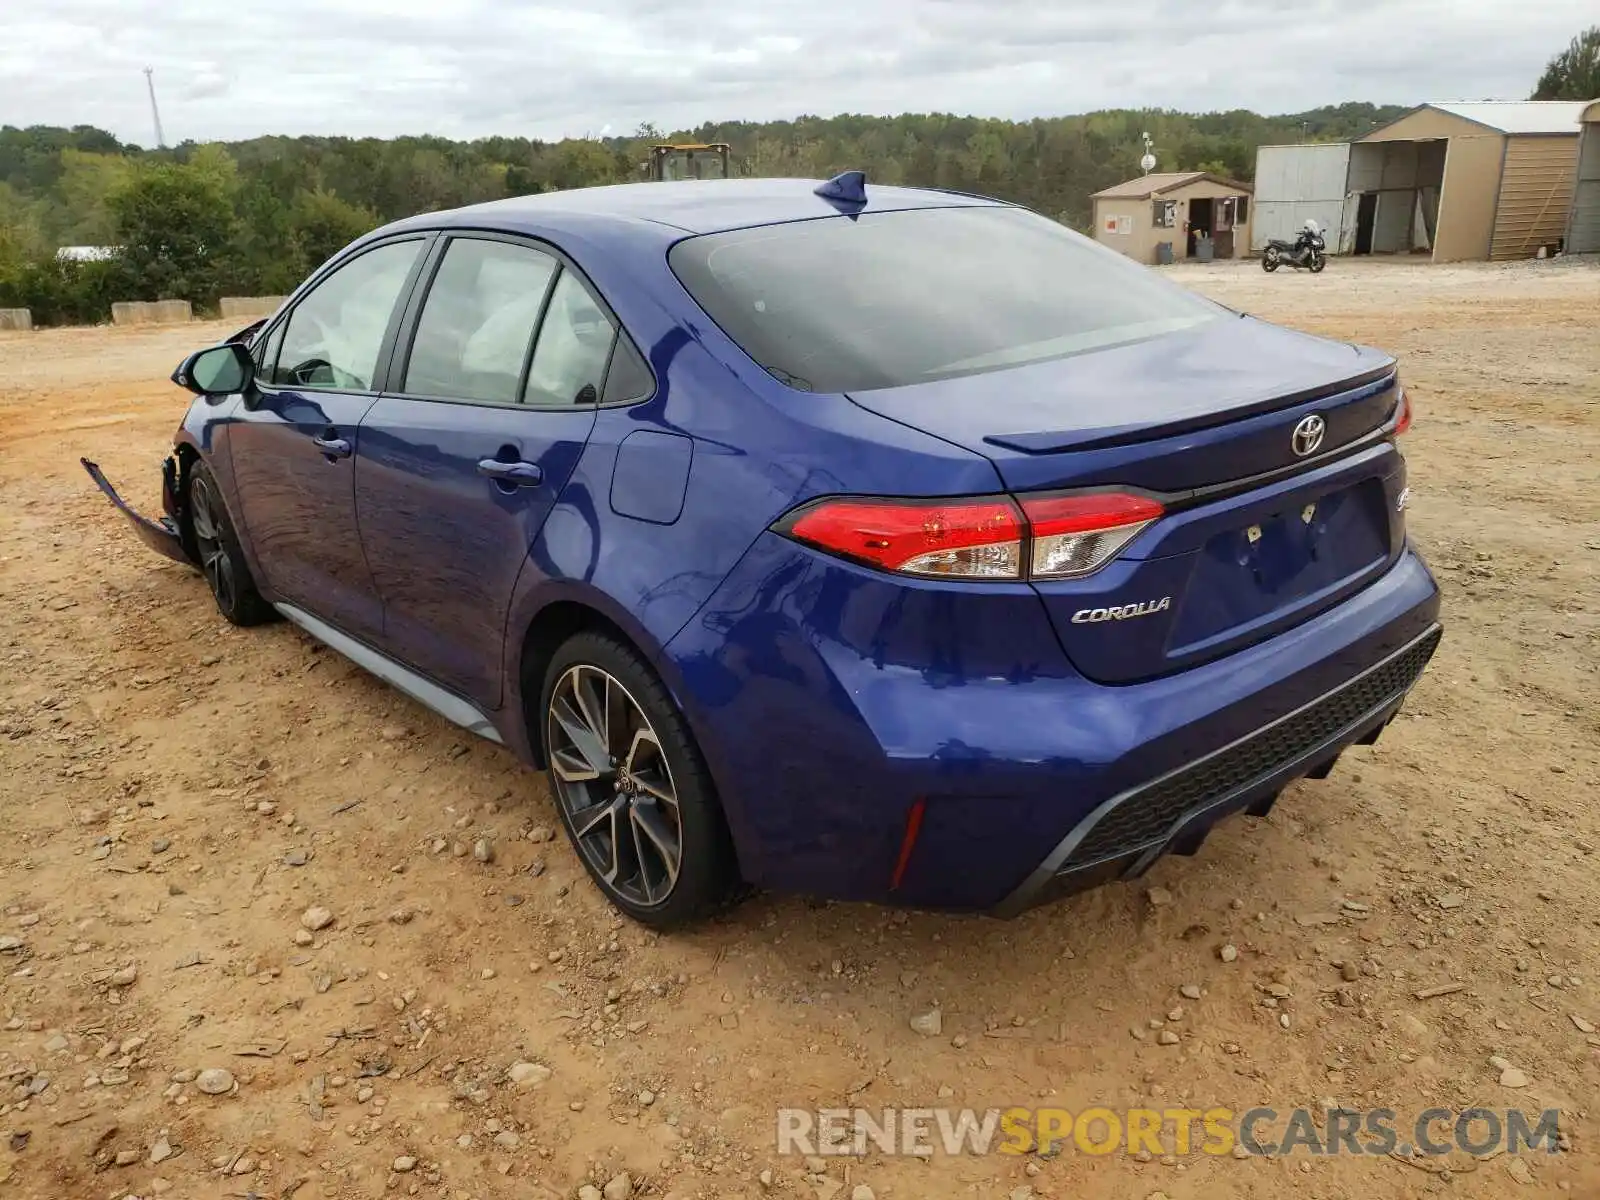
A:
[648,143,731,182]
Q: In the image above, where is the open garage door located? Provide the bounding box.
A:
[1252,143,1351,252]
[1569,119,1600,255]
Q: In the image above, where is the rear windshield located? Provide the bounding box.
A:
[669,206,1223,394]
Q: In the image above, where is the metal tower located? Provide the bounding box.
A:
[143,67,165,148]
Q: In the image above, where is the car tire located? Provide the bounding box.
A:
[186,461,276,627]
[540,630,737,928]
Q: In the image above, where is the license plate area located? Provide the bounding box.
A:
[1166,479,1390,654]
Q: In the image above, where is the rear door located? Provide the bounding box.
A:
[229,236,429,641]
[355,233,623,709]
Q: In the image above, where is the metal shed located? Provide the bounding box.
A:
[1569,99,1600,256]
[1355,101,1586,261]
[1251,102,1587,262]
[1091,172,1254,265]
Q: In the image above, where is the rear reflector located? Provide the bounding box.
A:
[784,497,1023,578]
[1022,492,1164,579]
[1394,387,1413,436]
[780,490,1162,581]
[889,797,926,890]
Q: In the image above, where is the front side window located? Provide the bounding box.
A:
[269,239,423,390]
[523,270,616,407]
[252,320,285,377]
[669,206,1224,393]
[404,238,560,403]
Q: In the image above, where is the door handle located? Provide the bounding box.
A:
[311,434,352,459]
[477,459,543,486]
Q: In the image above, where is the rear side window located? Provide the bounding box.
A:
[269,240,422,390]
[524,271,616,407]
[404,239,559,403]
[603,337,654,405]
[669,206,1223,393]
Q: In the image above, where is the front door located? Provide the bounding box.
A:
[356,235,622,709]
[229,236,429,641]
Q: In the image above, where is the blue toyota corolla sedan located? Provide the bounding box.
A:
[84,174,1440,927]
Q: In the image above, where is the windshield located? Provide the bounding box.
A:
[669,205,1223,393]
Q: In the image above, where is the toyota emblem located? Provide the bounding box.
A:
[1291,414,1326,457]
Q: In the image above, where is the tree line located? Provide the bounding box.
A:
[0,103,1410,325]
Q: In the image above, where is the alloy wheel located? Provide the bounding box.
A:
[189,475,236,612]
[546,664,683,907]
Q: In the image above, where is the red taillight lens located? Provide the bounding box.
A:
[1393,387,1413,436]
[785,496,1024,579]
[1021,492,1164,579]
[781,490,1163,581]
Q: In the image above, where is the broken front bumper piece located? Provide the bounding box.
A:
[80,457,193,566]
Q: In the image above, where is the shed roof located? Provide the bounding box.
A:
[1366,101,1588,138]
[1091,171,1252,199]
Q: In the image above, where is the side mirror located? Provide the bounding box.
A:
[172,342,254,396]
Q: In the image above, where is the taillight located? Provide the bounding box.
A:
[1021,492,1164,579]
[1393,387,1413,436]
[779,491,1162,581]
[784,496,1024,578]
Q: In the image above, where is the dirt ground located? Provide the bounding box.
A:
[1,257,1597,1200]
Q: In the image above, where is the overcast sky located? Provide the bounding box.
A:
[2,0,1593,145]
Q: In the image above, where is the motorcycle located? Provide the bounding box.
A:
[1262,227,1327,273]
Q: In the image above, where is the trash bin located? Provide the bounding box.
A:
[1194,235,1214,263]
[1155,242,1174,265]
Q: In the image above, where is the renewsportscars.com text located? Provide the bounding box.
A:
[776,1106,1562,1159]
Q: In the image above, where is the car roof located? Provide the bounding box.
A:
[387,177,1009,240]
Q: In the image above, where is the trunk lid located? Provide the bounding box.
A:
[846,317,1408,684]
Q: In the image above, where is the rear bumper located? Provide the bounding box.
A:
[665,532,1441,912]
[81,457,193,566]
[992,622,1439,915]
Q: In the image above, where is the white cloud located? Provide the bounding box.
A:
[0,0,1593,143]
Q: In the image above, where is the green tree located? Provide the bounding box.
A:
[1532,26,1600,100]
[289,188,380,273]
[53,150,133,245]
[107,159,237,304]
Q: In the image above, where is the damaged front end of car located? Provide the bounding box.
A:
[80,454,196,567]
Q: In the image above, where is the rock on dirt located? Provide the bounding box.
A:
[909,1008,942,1036]
[300,905,334,931]
[508,1061,552,1089]
[195,1067,235,1095]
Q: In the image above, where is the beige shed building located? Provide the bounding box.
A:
[1568,99,1600,256]
[1352,101,1586,261]
[1091,172,1254,265]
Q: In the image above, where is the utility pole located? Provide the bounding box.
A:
[143,67,165,148]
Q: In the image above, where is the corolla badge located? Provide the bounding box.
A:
[1291,414,1326,457]
[1071,596,1172,624]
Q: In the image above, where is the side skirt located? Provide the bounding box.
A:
[274,603,504,745]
